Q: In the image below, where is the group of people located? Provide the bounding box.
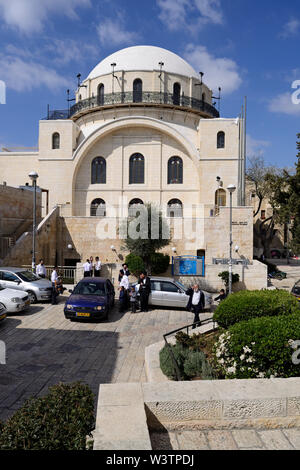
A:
[36,260,65,305]
[118,264,151,314]
[83,256,102,277]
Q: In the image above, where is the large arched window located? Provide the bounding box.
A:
[217,131,225,149]
[215,188,226,207]
[91,157,106,184]
[173,82,181,105]
[168,156,183,184]
[97,84,104,106]
[133,79,142,103]
[52,132,60,149]
[90,198,106,217]
[129,153,144,184]
[167,199,183,218]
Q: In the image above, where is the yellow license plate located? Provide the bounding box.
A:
[76,312,90,317]
[25,300,30,305]
[0,313,6,320]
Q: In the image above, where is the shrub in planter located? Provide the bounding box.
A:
[125,253,145,276]
[159,343,189,380]
[183,350,215,380]
[0,382,95,450]
[213,289,299,329]
[150,253,170,275]
[213,314,300,379]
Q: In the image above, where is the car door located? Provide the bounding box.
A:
[0,271,22,291]
[149,280,164,306]
[160,281,187,308]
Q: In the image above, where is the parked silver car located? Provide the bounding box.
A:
[133,277,212,309]
[0,286,31,313]
[0,268,52,303]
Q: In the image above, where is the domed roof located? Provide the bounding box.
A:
[86,45,199,80]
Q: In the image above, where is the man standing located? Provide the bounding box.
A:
[119,271,129,311]
[89,256,94,277]
[94,256,101,277]
[118,263,130,282]
[139,271,151,312]
[186,284,205,329]
[83,259,91,277]
[36,259,47,278]
[51,267,59,305]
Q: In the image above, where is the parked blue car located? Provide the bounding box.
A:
[64,278,115,321]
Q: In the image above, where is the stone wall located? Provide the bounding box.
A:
[1,207,59,266]
[0,184,41,238]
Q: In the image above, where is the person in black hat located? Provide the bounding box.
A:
[138,271,151,312]
[118,263,130,282]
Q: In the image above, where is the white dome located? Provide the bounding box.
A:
[86,45,199,80]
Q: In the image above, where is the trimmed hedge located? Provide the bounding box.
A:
[213,289,299,329]
[125,253,145,276]
[0,382,95,450]
[213,314,300,379]
[150,253,170,275]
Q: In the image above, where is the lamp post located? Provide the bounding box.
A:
[29,171,39,273]
[227,184,236,295]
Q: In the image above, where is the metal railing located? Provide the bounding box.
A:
[163,319,218,381]
[46,91,220,120]
[22,265,76,283]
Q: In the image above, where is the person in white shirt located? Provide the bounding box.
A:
[94,256,101,277]
[83,259,91,278]
[51,267,59,305]
[185,284,205,329]
[89,256,94,276]
[119,272,129,290]
[119,271,129,310]
[36,259,47,278]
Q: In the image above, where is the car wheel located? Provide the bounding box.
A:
[0,302,6,312]
[27,291,37,304]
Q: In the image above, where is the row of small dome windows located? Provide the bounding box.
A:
[51,132,226,151]
[92,155,183,185]
[78,81,207,105]
[90,198,184,217]
[90,190,228,218]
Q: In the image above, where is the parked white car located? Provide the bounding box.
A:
[0,286,31,313]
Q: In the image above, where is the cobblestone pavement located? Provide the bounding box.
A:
[0,294,209,422]
[151,428,300,450]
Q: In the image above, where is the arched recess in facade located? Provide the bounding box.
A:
[71,116,201,210]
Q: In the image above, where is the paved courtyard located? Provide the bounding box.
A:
[151,428,300,450]
[0,293,202,422]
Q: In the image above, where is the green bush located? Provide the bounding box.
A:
[159,343,189,380]
[150,253,170,274]
[218,271,240,287]
[183,350,215,379]
[213,289,299,329]
[125,253,145,276]
[213,314,300,379]
[0,382,95,450]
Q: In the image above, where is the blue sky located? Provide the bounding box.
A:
[0,0,299,167]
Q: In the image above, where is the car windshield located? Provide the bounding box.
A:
[17,271,39,282]
[175,281,187,291]
[73,282,106,296]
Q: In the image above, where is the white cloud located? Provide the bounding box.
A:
[0,55,69,92]
[279,17,300,39]
[247,135,271,158]
[0,0,91,34]
[157,0,223,32]
[268,92,300,116]
[184,44,242,95]
[97,16,139,47]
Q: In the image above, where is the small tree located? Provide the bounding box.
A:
[122,203,170,273]
[218,271,240,290]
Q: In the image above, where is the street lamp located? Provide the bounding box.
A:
[29,171,39,273]
[227,184,236,295]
